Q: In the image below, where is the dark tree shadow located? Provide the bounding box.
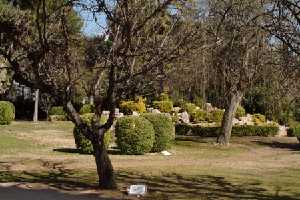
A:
[255,141,300,151]
[116,171,300,200]
[53,147,123,155]
[1,166,300,200]
[53,148,81,154]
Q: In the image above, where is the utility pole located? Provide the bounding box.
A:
[33,89,39,122]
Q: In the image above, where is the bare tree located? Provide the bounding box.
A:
[205,0,271,145]
[0,0,196,188]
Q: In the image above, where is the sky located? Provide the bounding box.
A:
[74,6,107,37]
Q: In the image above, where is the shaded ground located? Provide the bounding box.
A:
[1,121,300,199]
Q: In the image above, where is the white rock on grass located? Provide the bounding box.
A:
[127,185,147,197]
[161,150,172,156]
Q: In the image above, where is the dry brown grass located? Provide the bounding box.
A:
[1,121,300,199]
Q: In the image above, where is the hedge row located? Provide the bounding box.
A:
[176,124,279,137]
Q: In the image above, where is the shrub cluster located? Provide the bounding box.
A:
[176,124,278,137]
[115,116,155,155]
[115,114,176,154]
[0,101,15,125]
[79,104,94,114]
[119,96,146,114]
[142,113,175,152]
[73,114,112,154]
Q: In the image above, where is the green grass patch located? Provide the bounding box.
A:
[0,134,40,154]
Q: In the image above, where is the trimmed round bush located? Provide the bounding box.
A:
[0,101,15,125]
[142,113,175,152]
[73,113,112,154]
[115,116,155,155]
[235,105,246,118]
[49,106,66,116]
[79,104,94,114]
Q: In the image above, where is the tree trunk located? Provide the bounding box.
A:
[93,129,116,189]
[217,91,243,145]
[33,89,39,122]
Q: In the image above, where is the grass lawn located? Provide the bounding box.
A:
[1,121,300,199]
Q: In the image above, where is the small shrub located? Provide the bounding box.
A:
[119,96,146,114]
[142,113,175,152]
[183,103,198,115]
[253,114,266,124]
[287,125,300,137]
[193,96,205,109]
[0,101,15,125]
[79,104,94,114]
[235,105,246,118]
[210,109,224,123]
[159,92,170,101]
[173,98,185,107]
[135,96,147,113]
[153,100,173,113]
[49,106,66,116]
[73,114,112,154]
[191,109,209,123]
[115,116,155,155]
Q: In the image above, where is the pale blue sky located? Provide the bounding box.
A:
[75,6,107,37]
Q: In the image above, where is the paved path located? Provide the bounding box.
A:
[0,183,120,200]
